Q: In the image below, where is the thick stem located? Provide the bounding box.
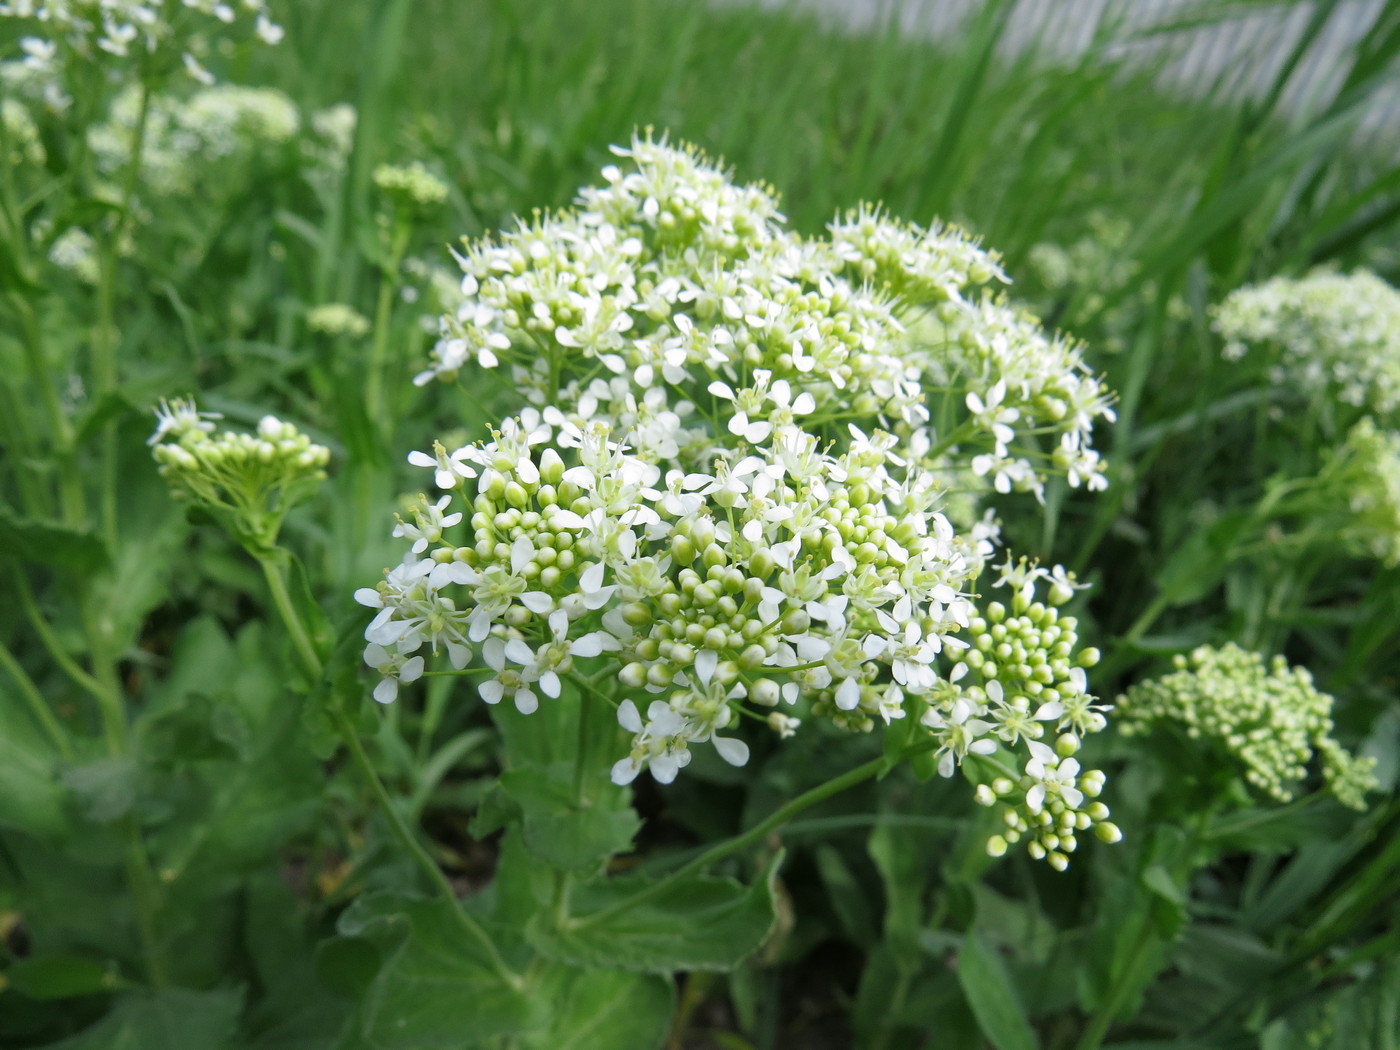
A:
[257,554,324,684]
[10,295,85,523]
[93,77,153,547]
[365,218,412,430]
[570,751,898,929]
[254,552,522,990]
[329,701,523,990]
[0,637,75,758]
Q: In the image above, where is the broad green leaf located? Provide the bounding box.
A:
[516,966,674,1050]
[335,892,537,1048]
[0,506,108,574]
[499,764,639,872]
[0,703,67,838]
[1,955,124,999]
[956,929,1038,1050]
[815,844,878,949]
[60,757,138,824]
[527,858,781,974]
[38,988,242,1050]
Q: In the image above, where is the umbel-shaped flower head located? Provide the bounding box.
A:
[150,399,329,553]
[1214,269,1400,420]
[1118,643,1376,810]
[359,135,1120,865]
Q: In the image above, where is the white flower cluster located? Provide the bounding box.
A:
[89,83,299,196]
[1316,418,1400,567]
[374,162,450,213]
[420,135,1114,502]
[1118,643,1376,811]
[150,399,329,552]
[1,0,281,88]
[2,96,44,165]
[306,303,371,340]
[1214,270,1400,418]
[360,136,1118,864]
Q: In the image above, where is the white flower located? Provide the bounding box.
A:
[479,637,541,714]
[1024,740,1083,813]
[363,643,424,704]
[502,608,618,698]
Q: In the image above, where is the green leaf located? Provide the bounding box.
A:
[516,966,674,1050]
[527,857,780,974]
[1,955,124,999]
[956,930,1039,1050]
[0,703,68,838]
[73,390,138,448]
[335,892,537,1048]
[0,506,109,574]
[498,764,639,872]
[37,988,242,1050]
[815,844,878,949]
[60,757,138,824]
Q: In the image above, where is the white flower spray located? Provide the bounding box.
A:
[358,134,1121,864]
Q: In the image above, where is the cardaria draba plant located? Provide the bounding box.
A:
[1214,269,1400,420]
[1118,643,1376,811]
[358,135,1120,864]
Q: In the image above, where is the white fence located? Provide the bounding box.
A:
[734,0,1398,154]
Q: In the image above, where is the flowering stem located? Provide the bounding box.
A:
[254,551,522,991]
[365,216,412,431]
[10,294,86,524]
[256,553,324,685]
[12,566,106,705]
[0,636,74,758]
[570,749,908,930]
[327,700,525,990]
[93,76,153,549]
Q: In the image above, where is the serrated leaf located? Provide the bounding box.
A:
[527,856,781,974]
[0,506,109,573]
[956,930,1039,1050]
[335,892,536,1048]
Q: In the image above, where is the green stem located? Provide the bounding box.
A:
[1073,917,1156,1050]
[76,592,170,987]
[256,554,324,684]
[0,636,75,757]
[10,295,85,523]
[365,218,411,430]
[328,700,523,990]
[570,750,901,930]
[12,566,106,704]
[93,76,153,548]
[253,551,522,990]
[1075,810,1211,1050]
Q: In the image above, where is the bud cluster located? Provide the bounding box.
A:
[1214,269,1400,419]
[947,564,1117,868]
[373,162,451,214]
[307,302,371,340]
[1118,643,1376,810]
[150,399,329,552]
[1313,417,1400,567]
[89,83,300,198]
